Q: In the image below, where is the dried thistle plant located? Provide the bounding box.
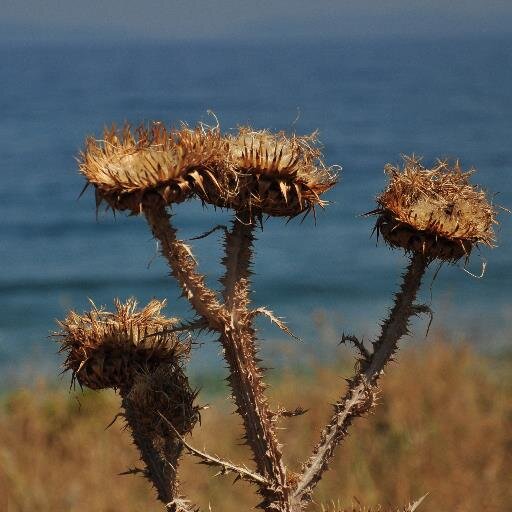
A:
[55,298,187,390]
[54,121,499,512]
[54,298,200,511]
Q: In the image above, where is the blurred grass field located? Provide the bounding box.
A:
[1,339,511,512]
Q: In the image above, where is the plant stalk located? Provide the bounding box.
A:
[122,394,180,510]
[294,252,429,503]
[145,201,289,509]
[144,199,224,330]
[220,211,289,509]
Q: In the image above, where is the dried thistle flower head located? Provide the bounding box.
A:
[79,123,228,213]
[373,156,497,261]
[54,298,189,390]
[218,128,337,217]
[122,365,200,506]
[126,365,200,441]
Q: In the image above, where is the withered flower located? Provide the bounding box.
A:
[125,365,200,445]
[55,298,199,506]
[80,121,337,218]
[372,156,497,261]
[79,123,228,213]
[218,128,337,217]
[123,365,200,505]
[54,298,189,391]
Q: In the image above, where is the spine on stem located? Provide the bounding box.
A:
[144,198,224,329]
[220,212,290,508]
[294,253,429,503]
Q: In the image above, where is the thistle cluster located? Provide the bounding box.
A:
[54,118,500,512]
[80,122,337,217]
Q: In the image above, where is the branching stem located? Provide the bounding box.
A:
[221,210,254,313]
[159,412,269,486]
[145,201,289,509]
[219,211,289,507]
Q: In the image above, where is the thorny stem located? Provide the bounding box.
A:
[158,411,269,486]
[122,395,180,510]
[221,210,254,313]
[142,198,428,510]
[145,201,289,509]
[294,252,429,503]
[220,211,290,508]
[144,199,224,330]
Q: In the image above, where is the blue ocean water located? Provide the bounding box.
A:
[1,37,511,382]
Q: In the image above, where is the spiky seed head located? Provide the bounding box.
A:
[79,123,229,214]
[122,365,200,504]
[53,298,189,391]
[125,364,200,442]
[373,156,497,261]
[217,128,337,217]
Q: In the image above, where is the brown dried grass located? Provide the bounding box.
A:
[321,502,422,512]
[1,340,511,512]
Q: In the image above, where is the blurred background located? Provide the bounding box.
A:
[0,2,511,510]
[1,0,511,382]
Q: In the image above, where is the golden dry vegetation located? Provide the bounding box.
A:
[1,340,511,512]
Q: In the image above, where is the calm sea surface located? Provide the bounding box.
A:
[1,37,511,382]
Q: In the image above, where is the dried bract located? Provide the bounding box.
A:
[123,365,200,503]
[126,365,200,443]
[79,123,228,213]
[373,157,497,261]
[54,298,189,390]
[218,128,337,217]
